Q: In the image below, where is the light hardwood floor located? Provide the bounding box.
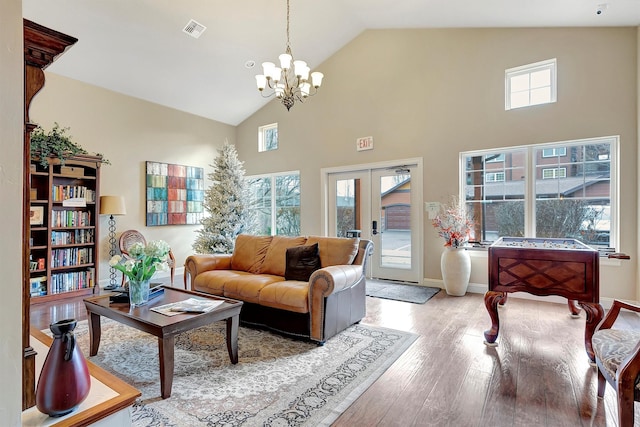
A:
[30,287,638,426]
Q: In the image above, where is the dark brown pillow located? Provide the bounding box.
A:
[285,243,321,281]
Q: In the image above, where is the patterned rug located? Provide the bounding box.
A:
[64,319,417,426]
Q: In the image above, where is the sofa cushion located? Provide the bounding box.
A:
[258,281,310,313]
[285,243,321,281]
[230,234,273,273]
[223,274,284,304]
[306,236,359,267]
[193,270,249,296]
[260,235,307,276]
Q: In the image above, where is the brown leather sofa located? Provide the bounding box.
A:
[184,234,373,343]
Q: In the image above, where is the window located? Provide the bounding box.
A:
[542,168,566,179]
[485,172,505,182]
[462,137,617,248]
[542,147,566,157]
[505,58,557,110]
[258,123,278,152]
[246,171,300,236]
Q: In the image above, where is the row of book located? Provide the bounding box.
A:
[51,229,95,245]
[51,247,93,267]
[51,210,92,227]
[50,269,95,294]
[52,185,96,202]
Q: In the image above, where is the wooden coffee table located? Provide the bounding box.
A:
[83,286,243,399]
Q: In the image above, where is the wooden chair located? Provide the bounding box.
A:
[592,299,640,426]
[118,229,175,286]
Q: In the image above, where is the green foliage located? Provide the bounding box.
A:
[30,123,110,168]
[193,142,254,254]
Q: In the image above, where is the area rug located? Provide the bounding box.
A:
[61,319,417,426]
[366,280,440,304]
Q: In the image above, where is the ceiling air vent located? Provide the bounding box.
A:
[182,19,207,39]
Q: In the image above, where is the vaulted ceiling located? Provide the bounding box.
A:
[23,0,640,125]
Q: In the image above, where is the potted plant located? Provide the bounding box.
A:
[30,122,109,168]
[432,196,474,296]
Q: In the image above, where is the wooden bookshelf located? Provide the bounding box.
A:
[29,155,103,304]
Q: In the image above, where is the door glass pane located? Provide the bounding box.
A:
[335,179,360,237]
[379,172,411,269]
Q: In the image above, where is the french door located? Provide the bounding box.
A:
[326,161,422,283]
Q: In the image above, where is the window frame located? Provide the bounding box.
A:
[542,167,567,179]
[258,122,278,152]
[542,147,566,158]
[505,58,557,110]
[246,170,300,236]
[460,136,619,249]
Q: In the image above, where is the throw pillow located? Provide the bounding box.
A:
[285,243,321,281]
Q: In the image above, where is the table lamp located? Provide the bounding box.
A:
[99,195,126,290]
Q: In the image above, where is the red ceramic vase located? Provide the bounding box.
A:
[36,319,91,417]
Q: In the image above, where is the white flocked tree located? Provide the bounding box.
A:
[193,142,252,254]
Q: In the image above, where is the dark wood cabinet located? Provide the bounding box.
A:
[23,18,77,410]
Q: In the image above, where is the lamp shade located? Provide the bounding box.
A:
[99,196,126,215]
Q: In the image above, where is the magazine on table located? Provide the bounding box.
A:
[151,297,224,316]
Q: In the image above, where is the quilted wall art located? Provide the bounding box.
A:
[145,161,204,226]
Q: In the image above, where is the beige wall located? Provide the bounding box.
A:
[30,74,236,286]
[0,0,24,422]
[236,27,639,300]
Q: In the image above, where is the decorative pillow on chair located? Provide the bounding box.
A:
[285,243,321,281]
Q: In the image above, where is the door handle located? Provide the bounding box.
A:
[372,220,378,235]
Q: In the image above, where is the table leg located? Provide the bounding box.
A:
[484,291,506,346]
[87,312,101,356]
[158,335,175,399]
[568,299,582,318]
[578,301,604,363]
[226,314,239,364]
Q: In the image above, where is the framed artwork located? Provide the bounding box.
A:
[30,206,44,225]
[145,161,204,226]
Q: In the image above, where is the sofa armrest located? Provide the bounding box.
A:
[309,265,363,298]
[183,254,232,288]
[308,265,364,342]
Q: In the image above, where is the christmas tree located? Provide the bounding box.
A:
[193,142,252,254]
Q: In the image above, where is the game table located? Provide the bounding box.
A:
[484,237,603,362]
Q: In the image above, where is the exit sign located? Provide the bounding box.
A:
[356,136,374,151]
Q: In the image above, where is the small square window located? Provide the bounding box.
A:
[258,123,278,152]
[542,167,567,179]
[505,59,557,110]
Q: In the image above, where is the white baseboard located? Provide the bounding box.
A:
[424,278,617,310]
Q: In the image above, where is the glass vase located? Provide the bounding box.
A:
[128,279,150,307]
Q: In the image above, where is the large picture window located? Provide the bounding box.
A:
[246,171,300,236]
[462,137,617,248]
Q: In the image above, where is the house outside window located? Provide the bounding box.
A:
[505,58,557,110]
[246,171,300,236]
[462,136,616,248]
[258,123,278,152]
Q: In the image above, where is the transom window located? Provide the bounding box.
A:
[462,136,617,249]
[505,58,557,110]
[258,123,278,152]
[246,171,300,236]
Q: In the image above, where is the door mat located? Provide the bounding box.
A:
[366,281,440,304]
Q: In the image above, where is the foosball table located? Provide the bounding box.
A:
[484,237,603,362]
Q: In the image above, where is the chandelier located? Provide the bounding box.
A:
[255,0,323,111]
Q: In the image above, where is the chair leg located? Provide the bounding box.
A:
[170,266,175,287]
[597,367,606,398]
[617,386,636,427]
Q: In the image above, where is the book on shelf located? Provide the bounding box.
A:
[151,297,224,316]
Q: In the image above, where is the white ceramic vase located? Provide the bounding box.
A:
[440,247,471,296]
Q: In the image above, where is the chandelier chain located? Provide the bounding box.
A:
[285,0,291,54]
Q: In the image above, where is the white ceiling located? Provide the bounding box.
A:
[23,0,640,126]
